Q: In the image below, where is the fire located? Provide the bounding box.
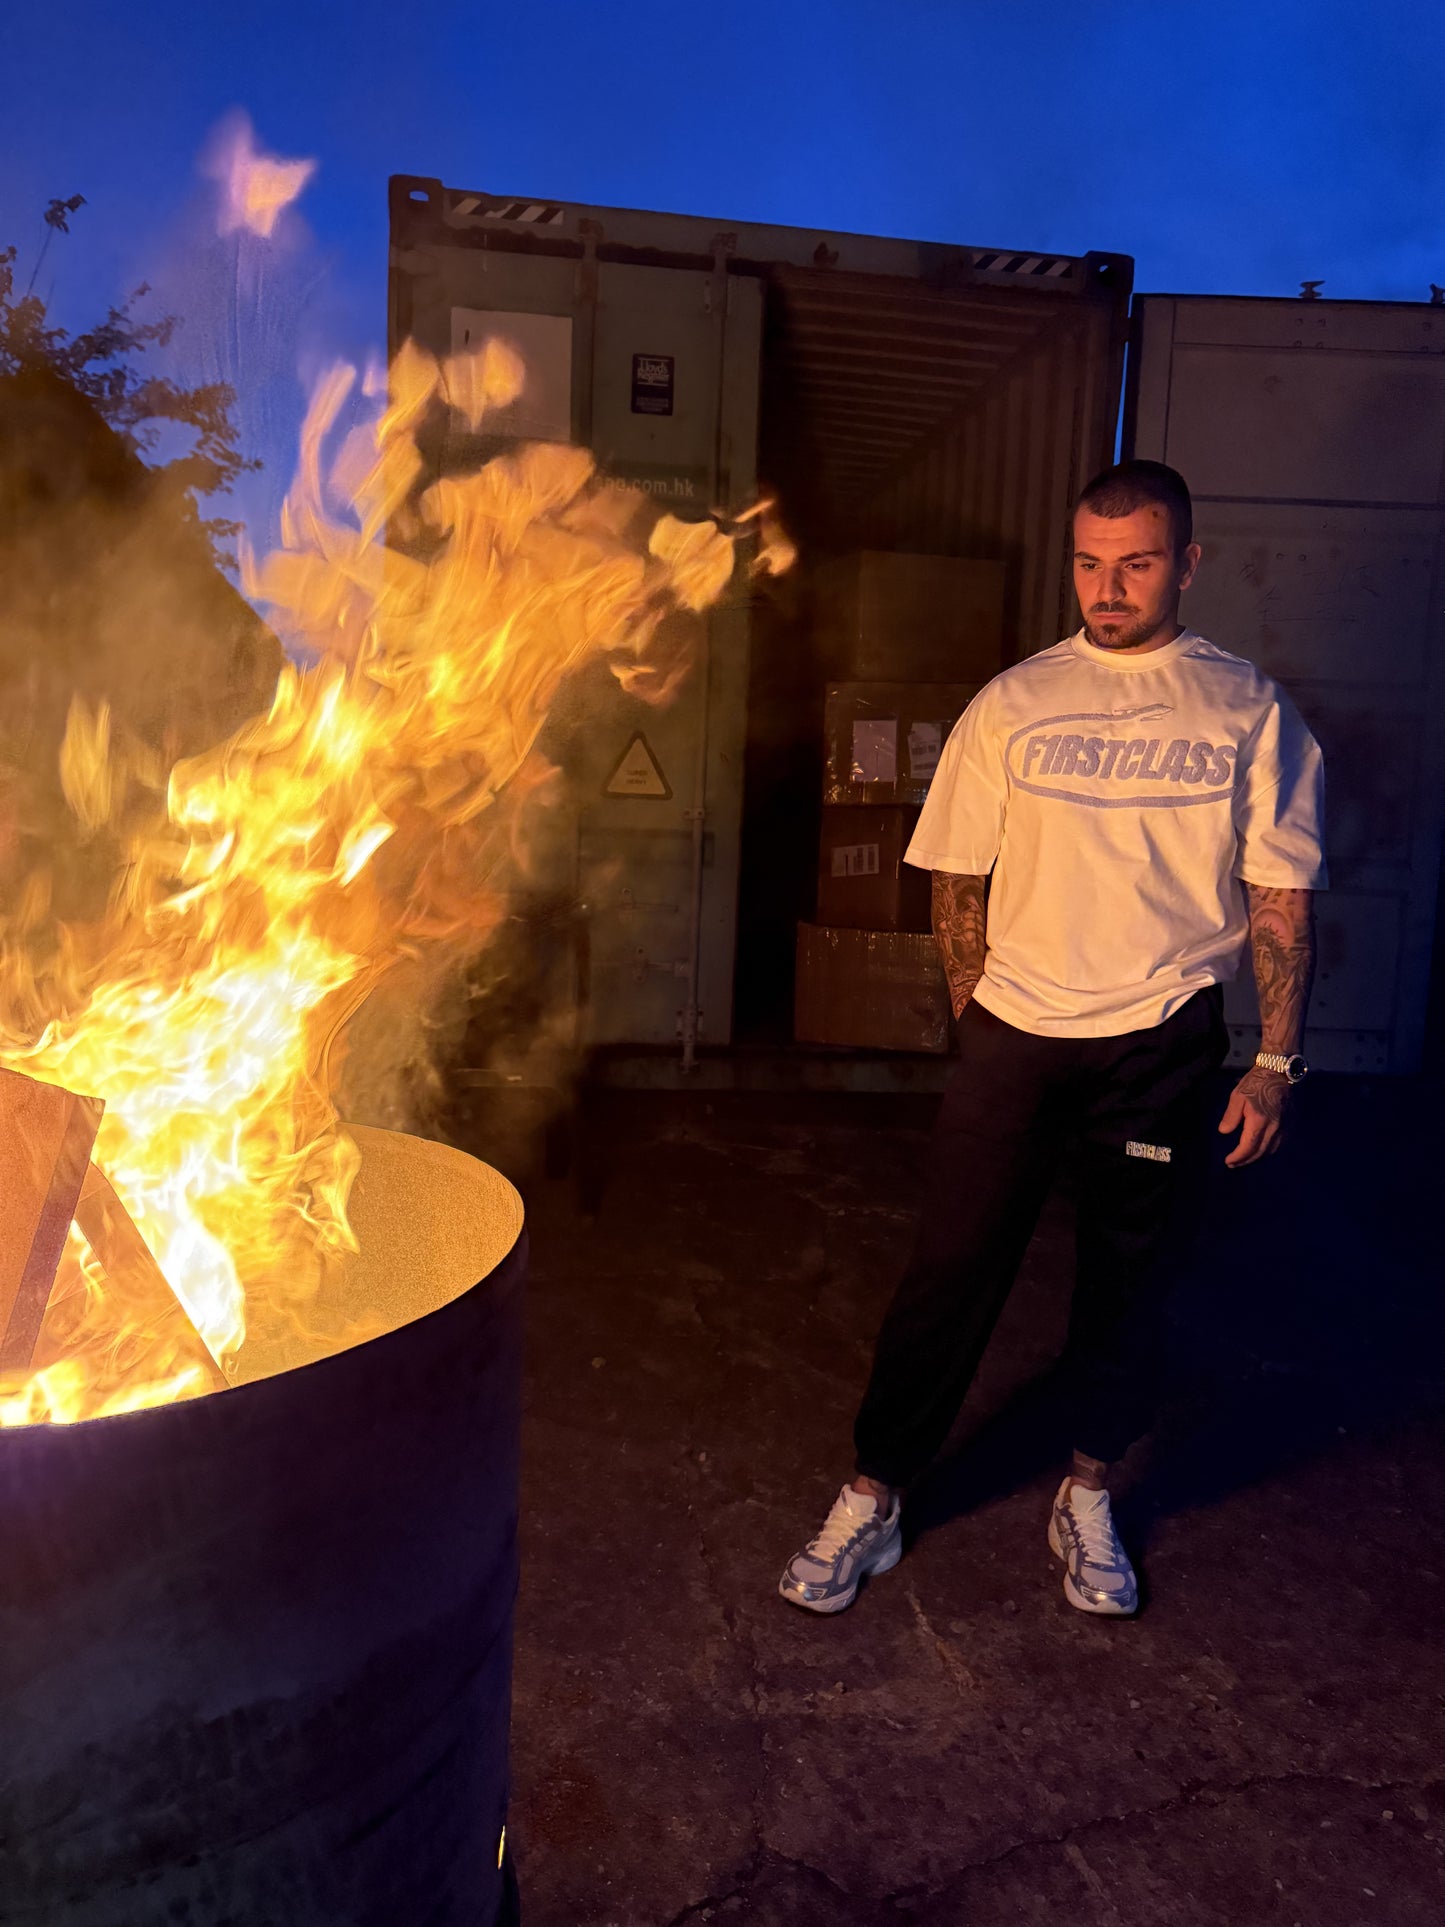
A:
[0,336,780,1425]
[205,113,316,239]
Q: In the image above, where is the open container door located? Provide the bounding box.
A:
[1126,294,1445,1073]
[738,247,1132,1050]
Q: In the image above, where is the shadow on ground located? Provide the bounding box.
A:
[451,1074,1445,1926]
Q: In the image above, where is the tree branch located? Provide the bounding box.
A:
[2,237,256,570]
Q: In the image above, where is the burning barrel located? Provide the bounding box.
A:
[0,1124,525,1926]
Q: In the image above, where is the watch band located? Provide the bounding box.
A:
[1254,1050,1308,1083]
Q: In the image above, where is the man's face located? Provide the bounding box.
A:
[1072,503,1201,652]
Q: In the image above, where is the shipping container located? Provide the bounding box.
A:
[389,176,1445,1076]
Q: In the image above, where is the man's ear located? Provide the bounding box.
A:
[1178,541,1202,593]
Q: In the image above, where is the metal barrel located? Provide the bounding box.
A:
[0,1127,525,1926]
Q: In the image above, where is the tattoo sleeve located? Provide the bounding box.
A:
[1245,884,1316,1056]
[931,872,988,1019]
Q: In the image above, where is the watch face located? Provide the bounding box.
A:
[1284,1054,1309,1083]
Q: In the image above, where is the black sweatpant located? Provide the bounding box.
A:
[853,985,1229,1486]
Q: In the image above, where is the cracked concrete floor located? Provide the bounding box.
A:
[455,1075,1445,1926]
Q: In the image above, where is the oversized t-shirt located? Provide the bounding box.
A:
[905,628,1327,1037]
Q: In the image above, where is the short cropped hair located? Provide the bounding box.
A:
[1075,460,1193,559]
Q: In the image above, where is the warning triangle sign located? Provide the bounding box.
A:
[604,732,672,799]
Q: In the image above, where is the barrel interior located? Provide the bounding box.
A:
[227,1122,525,1388]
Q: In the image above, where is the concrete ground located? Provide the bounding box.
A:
[457,1072,1445,1926]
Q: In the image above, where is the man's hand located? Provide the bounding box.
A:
[1219,882,1316,1169]
[1218,1066,1291,1168]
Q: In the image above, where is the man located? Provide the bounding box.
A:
[781,460,1325,1619]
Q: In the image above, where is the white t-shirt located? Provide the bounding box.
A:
[905,628,1327,1038]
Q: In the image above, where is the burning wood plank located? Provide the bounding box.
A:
[73,1163,229,1393]
[0,1066,228,1394]
[0,1066,104,1371]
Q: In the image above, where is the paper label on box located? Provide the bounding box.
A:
[831,843,881,878]
[850,719,897,786]
[907,721,943,782]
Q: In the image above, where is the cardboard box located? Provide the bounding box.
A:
[822,682,982,807]
[794,922,951,1054]
[814,551,1005,682]
[815,806,931,932]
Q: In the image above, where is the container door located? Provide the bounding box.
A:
[1127,295,1445,1072]
[431,251,761,1050]
[576,262,761,1050]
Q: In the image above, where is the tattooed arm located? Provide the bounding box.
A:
[1218,885,1316,1168]
[931,872,988,1019]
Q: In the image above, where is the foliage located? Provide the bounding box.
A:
[0,222,259,566]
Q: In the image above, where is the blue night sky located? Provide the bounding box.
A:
[3,0,1441,543]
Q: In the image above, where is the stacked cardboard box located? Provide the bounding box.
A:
[813,552,1006,683]
[794,924,951,1054]
[795,551,1003,1054]
[821,681,983,811]
[814,805,930,933]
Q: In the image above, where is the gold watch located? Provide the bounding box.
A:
[1254,1050,1309,1084]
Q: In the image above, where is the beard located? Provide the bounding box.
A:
[1083,605,1171,650]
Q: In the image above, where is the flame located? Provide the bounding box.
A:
[0,337,759,1424]
[204,112,316,239]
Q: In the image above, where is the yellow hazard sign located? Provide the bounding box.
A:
[604,732,672,799]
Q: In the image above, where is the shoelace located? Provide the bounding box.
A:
[1071,1499,1124,1570]
[808,1496,875,1562]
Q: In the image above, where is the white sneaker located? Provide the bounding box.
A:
[779,1484,902,1614]
[1047,1478,1138,1616]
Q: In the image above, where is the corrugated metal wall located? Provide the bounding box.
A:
[855,301,1123,659]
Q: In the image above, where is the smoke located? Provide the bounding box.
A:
[200,112,317,243]
[116,111,335,566]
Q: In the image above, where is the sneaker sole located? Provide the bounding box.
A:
[778,1534,902,1615]
[1048,1513,1137,1617]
